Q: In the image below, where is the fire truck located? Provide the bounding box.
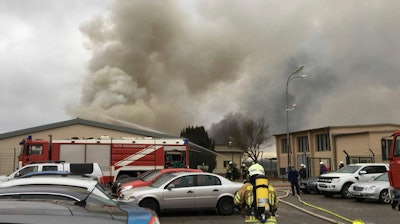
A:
[18,135,189,185]
[388,130,400,204]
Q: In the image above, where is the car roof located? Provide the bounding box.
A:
[0,200,126,224]
[160,168,203,173]
[0,176,98,189]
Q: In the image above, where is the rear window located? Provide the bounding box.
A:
[70,164,94,174]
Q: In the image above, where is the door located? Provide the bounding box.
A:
[194,174,222,208]
[163,175,195,209]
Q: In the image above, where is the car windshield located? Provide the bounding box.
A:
[138,170,157,181]
[334,165,361,173]
[374,173,388,181]
[141,170,162,182]
[150,173,177,188]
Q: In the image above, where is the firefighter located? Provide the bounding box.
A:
[226,161,234,181]
[234,163,278,224]
[241,163,248,180]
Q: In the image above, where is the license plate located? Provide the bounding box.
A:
[353,192,361,196]
[300,185,305,189]
[319,184,327,188]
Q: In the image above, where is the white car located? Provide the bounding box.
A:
[317,163,388,198]
[119,172,243,215]
[0,162,103,182]
[349,172,391,204]
[0,176,111,200]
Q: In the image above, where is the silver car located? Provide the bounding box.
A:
[349,172,391,204]
[118,172,243,215]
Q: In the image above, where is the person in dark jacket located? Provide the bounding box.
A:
[288,166,300,196]
[299,164,307,180]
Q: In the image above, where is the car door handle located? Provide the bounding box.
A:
[187,190,193,194]
[213,189,219,192]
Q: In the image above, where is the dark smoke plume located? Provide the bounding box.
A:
[68,0,400,138]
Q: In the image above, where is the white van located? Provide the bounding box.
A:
[0,162,103,182]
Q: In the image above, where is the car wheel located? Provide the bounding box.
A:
[379,189,391,204]
[341,183,352,199]
[217,197,234,215]
[139,198,160,214]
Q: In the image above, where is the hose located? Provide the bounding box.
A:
[277,188,364,224]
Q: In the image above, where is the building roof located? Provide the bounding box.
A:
[273,123,400,136]
[0,118,179,140]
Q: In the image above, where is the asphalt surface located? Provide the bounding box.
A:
[159,181,398,224]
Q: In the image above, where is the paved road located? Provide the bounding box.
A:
[159,186,398,224]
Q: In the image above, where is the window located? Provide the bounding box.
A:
[171,175,194,188]
[43,166,58,171]
[197,175,221,186]
[28,145,43,155]
[316,134,330,151]
[393,137,400,158]
[381,138,391,161]
[16,166,38,177]
[223,161,231,168]
[297,136,309,153]
[361,165,388,174]
[281,138,288,153]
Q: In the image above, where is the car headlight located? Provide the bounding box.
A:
[121,185,133,192]
[331,178,340,183]
[368,186,376,191]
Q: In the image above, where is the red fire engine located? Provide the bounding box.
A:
[18,135,189,185]
[388,130,400,204]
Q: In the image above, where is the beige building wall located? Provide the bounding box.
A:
[214,145,243,175]
[275,124,400,177]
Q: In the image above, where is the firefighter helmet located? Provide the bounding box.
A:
[248,163,265,177]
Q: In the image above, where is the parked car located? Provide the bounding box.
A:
[317,163,388,198]
[349,172,391,204]
[0,187,159,224]
[118,168,202,196]
[112,170,155,194]
[0,162,103,182]
[300,176,320,194]
[0,175,112,200]
[119,172,243,215]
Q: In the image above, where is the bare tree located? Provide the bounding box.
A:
[229,117,270,163]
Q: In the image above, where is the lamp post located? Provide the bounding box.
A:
[286,65,307,171]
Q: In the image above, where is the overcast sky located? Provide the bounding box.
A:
[2,0,400,138]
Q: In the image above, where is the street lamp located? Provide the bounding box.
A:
[286,65,307,171]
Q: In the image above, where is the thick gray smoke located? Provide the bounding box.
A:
[68,0,400,137]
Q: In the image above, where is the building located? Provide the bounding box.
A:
[213,143,243,175]
[274,123,400,177]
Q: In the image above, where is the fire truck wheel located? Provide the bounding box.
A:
[139,198,159,214]
[217,197,234,215]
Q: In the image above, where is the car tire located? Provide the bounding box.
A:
[379,189,391,204]
[217,197,234,215]
[139,198,160,214]
[341,183,352,199]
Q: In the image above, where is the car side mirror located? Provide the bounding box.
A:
[167,184,175,190]
[359,170,367,175]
